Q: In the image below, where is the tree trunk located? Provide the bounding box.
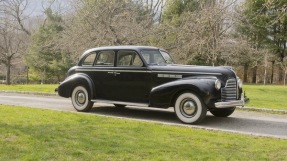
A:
[284,68,286,86]
[278,50,285,83]
[279,66,283,84]
[26,66,29,84]
[263,53,268,85]
[264,65,267,85]
[243,63,249,83]
[252,66,257,84]
[6,58,11,85]
[271,60,275,84]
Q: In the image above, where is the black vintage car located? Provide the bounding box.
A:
[57,46,248,124]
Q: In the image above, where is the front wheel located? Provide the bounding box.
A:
[210,107,236,117]
[174,92,207,124]
[71,86,93,112]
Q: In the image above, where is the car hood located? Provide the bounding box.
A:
[149,64,236,79]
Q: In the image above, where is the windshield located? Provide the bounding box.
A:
[141,50,174,65]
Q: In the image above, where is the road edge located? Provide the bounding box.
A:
[0,90,58,96]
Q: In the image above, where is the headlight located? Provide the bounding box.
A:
[215,79,221,90]
[237,79,243,89]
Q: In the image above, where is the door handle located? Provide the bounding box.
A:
[107,71,120,76]
[114,72,120,76]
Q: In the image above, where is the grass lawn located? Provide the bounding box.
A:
[1,105,287,161]
[244,85,287,110]
[0,84,57,93]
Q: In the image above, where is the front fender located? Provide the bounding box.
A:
[57,73,95,98]
[149,78,219,108]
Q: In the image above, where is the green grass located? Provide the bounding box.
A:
[244,85,287,110]
[0,105,287,161]
[0,84,57,93]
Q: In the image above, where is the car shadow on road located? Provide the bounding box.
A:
[90,105,179,124]
[88,105,287,138]
[89,105,244,126]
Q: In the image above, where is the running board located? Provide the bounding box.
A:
[91,99,149,107]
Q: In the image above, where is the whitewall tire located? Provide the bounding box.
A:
[71,86,93,112]
[174,92,207,124]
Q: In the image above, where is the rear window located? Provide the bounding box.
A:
[82,52,97,66]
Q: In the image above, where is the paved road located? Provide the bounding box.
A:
[1,92,287,139]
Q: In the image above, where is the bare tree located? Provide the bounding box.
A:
[221,35,266,83]
[0,0,31,35]
[59,0,156,59]
[0,22,27,84]
[279,60,287,86]
[0,0,32,84]
[152,0,238,65]
[136,0,165,22]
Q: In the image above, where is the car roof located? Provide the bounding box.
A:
[78,46,163,65]
[84,45,160,53]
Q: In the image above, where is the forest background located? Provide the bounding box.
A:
[1,0,287,85]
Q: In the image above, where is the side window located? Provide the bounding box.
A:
[141,52,150,64]
[82,52,97,66]
[141,50,166,65]
[95,51,115,66]
[154,53,166,64]
[117,51,143,67]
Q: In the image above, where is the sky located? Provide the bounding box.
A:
[26,0,73,17]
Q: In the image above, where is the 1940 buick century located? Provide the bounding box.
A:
[57,46,248,124]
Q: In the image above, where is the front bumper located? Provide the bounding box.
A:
[214,94,249,108]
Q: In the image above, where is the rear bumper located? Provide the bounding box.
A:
[214,94,249,108]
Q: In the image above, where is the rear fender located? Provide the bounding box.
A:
[149,78,218,107]
[57,73,95,98]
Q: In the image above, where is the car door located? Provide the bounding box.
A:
[112,50,152,103]
[89,50,116,100]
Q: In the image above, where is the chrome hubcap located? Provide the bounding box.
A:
[77,92,86,104]
[180,99,197,117]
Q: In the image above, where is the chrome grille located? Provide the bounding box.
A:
[221,79,237,101]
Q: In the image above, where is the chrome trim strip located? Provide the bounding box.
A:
[91,99,149,107]
[215,93,245,108]
[158,74,182,78]
[76,69,148,73]
[214,100,244,108]
[76,69,114,72]
[75,68,222,75]
[152,71,222,75]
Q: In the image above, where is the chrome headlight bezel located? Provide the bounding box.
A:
[237,79,243,89]
[215,79,221,90]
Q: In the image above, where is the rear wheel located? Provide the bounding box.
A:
[71,86,93,112]
[210,107,236,117]
[174,92,207,124]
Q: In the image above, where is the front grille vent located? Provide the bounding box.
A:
[221,79,237,101]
